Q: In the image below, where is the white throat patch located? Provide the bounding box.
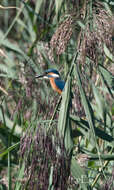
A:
[49,73,60,78]
[43,76,49,79]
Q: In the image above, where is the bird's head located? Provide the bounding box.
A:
[35,69,60,79]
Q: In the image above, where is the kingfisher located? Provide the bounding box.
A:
[35,69,65,94]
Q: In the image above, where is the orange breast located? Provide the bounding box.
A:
[49,78,62,94]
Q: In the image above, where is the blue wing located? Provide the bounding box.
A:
[54,78,65,91]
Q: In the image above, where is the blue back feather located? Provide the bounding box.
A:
[54,78,65,91]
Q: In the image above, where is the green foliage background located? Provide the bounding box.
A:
[0,0,114,189]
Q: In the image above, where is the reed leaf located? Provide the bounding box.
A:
[74,64,96,147]
[57,75,73,154]
[91,82,107,121]
[98,64,114,91]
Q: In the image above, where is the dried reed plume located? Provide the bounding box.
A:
[50,16,73,55]
[20,126,71,189]
[79,2,113,65]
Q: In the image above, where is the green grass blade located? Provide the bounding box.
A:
[48,165,54,190]
[8,147,11,190]
[0,31,39,73]
[104,44,114,62]
[0,109,22,137]
[74,64,96,147]
[74,64,107,178]
[70,115,114,145]
[15,164,25,190]
[0,142,20,158]
[85,152,114,161]
[0,1,26,45]
[98,64,114,91]
[33,0,43,24]
[55,0,63,16]
[71,158,90,189]
[91,82,107,121]
[57,75,73,154]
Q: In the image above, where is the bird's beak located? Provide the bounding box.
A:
[35,74,45,78]
[35,73,49,79]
